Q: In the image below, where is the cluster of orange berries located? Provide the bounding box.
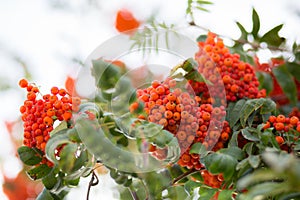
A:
[19,79,81,167]
[190,32,266,103]
[263,114,300,147]
[130,78,231,170]
[201,170,224,188]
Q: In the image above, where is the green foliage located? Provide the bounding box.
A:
[272,64,298,105]
[227,98,276,129]
[17,146,43,166]
[16,3,300,200]
[237,149,300,200]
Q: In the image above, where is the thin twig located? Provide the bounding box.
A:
[129,186,140,200]
[172,168,198,185]
[86,171,99,200]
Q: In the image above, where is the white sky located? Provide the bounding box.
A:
[0,0,300,199]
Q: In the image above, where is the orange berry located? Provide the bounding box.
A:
[244,74,253,82]
[238,62,246,71]
[177,131,187,141]
[181,111,189,119]
[35,135,44,144]
[275,122,285,131]
[167,93,177,102]
[297,125,300,132]
[61,96,70,103]
[158,118,168,127]
[168,79,177,88]
[181,154,191,163]
[59,88,67,96]
[27,92,36,101]
[155,86,165,95]
[275,136,284,145]
[49,95,58,103]
[164,110,173,119]
[51,87,59,95]
[46,109,55,117]
[224,58,233,66]
[222,75,231,84]
[32,87,39,93]
[151,80,160,88]
[276,115,286,123]
[72,97,81,106]
[230,84,239,93]
[43,116,53,126]
[149,92,159,101]
[221,132,229,141]
[290,116,299,126]
[62,111,72,121]
[166,102,176,111]
[269,115,277,123]
[263,121,271,129]
[173,112,181,121]
[19,78,28,88]
[202,112,211,121]
[20,105,26,113]
[129,102,139,113]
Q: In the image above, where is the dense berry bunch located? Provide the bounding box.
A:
[130,78,231,171]
[190,32,266,104]
[263,114,300,150]
[19,79,81,166]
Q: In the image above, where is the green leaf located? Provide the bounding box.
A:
[272,64,297,105]
[184,180,201,195]
[241,128,260,142]
[72,149,91,172]
[219,147,245,161]
[243,142,254,155]
[58,143,78,173]
[45,129,71,165]
[229,99,246,127]
[198,187,217,200]
[36,188,55,200]
[248,155,260,168]
[36,187,69,200]
[116,136,129,147]
[27,164,52,180]
[218,189,233,200]
[17,146,42,166]
[236,158,249,171]
[251,8,260,39]
[260,24,285,47]
[286,62,300,82]
[50,121,68,136]
[228,131,239,147]
[204,152,238,180]
[196,34,207,42]
[92,59,122,90]
[237,169,280,189]
[42,168,59,190]
[196,0,213,5]
[256,71,274,94]
[260,98,276,114]
[189,142,208,155]
[236,22,248,40]
[166,186,189,199]
[240,182,287,199]
[240,99,265,127]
